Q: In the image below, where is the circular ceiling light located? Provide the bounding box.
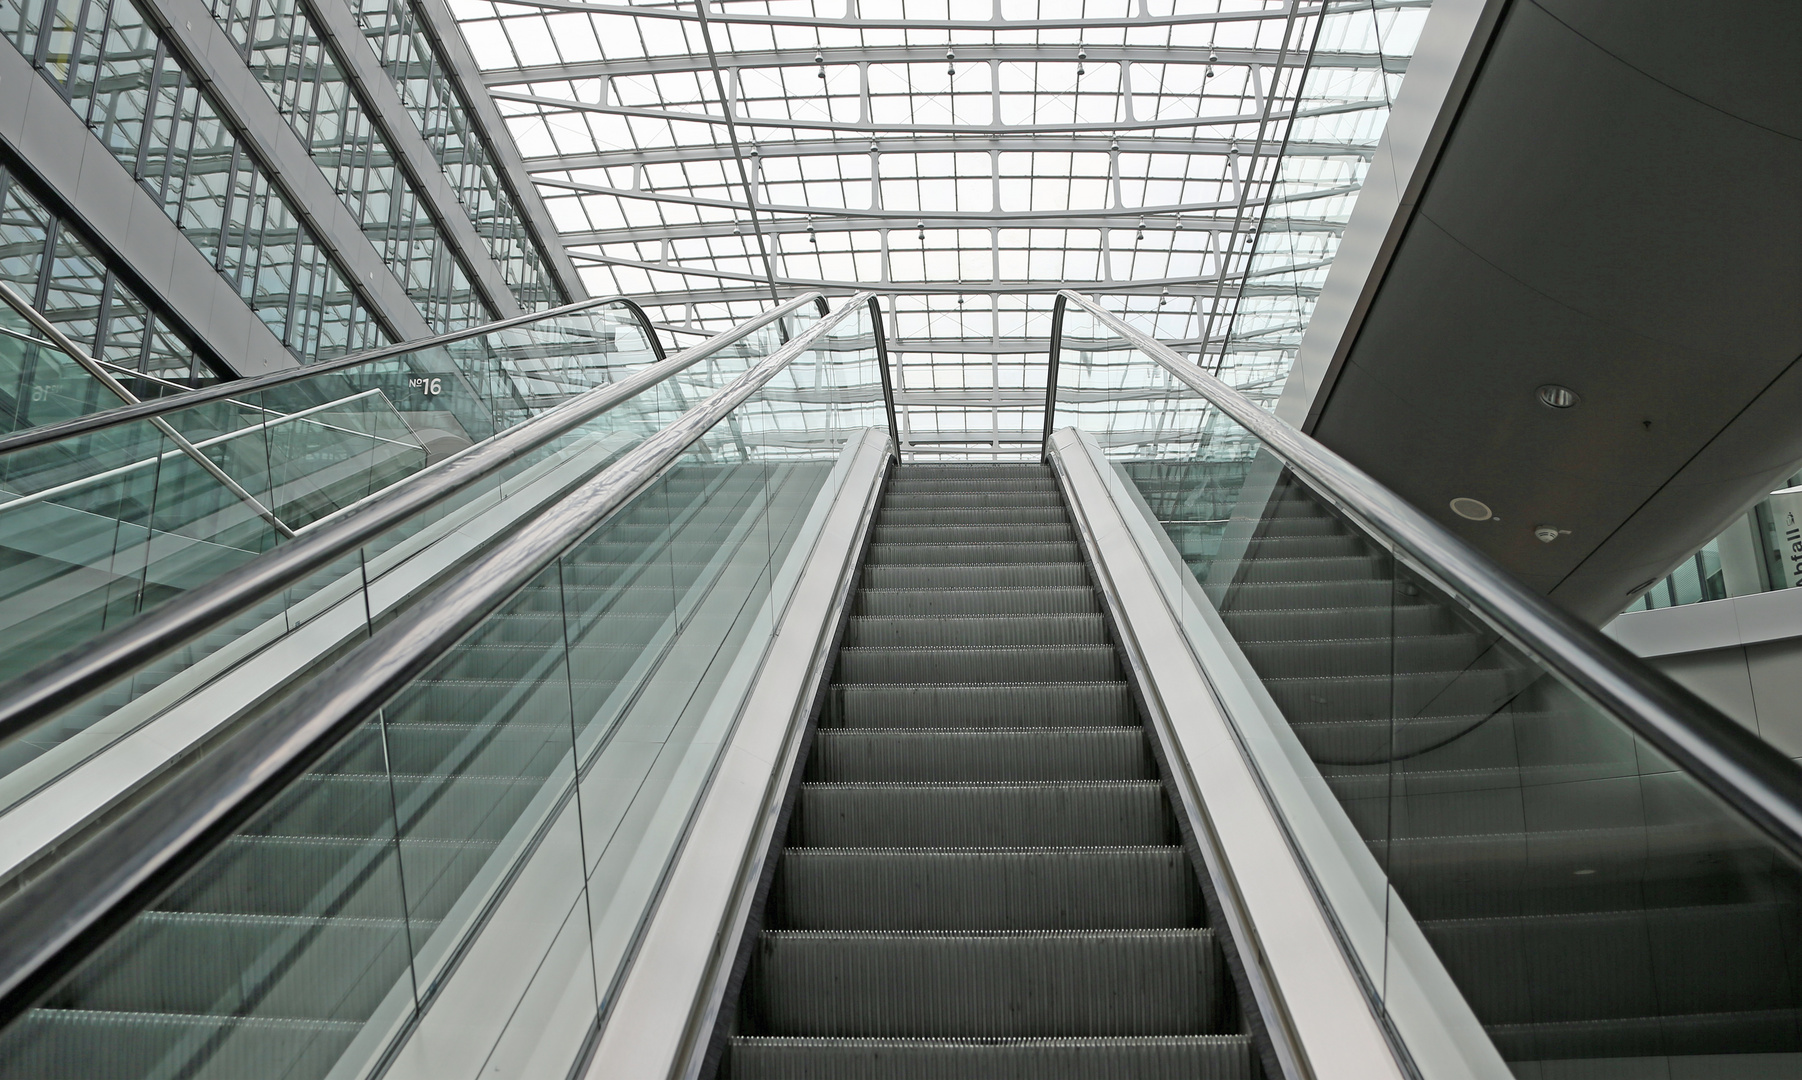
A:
[1538,384,1580,409]
[1450,497,1493,521]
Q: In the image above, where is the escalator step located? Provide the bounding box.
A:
[827,683,1136,728]
[881,493,1067,511]
[1226,555,1389,584]
[872,524,1076,544]
[1261,667,1537,722]
[855,587,1099,617]
[809,728,1153,782]
[749,929,1220,1037]
[159,835,493,923]
[793,781,1173,847]
[1236,534,1369,559]
[3,1011,363,1079]
[877,507,1073,526]
[890,465,1054,479]
[862,564,1091,589]
[51,911,421,1018]
[1217,580,1401,610]
[835,645,1119,684]
[773,848,1201,930]
[886,478,1059,494]
[1221,604,1450,641]
[1238,633,1500,679]
[727,1035,1256,1080]
[844,614,1108,648]
[864,542,1084,565]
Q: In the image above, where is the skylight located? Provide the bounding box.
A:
[453,0,1431,456]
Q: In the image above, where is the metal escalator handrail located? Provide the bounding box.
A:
[0,282,300,539]
[1049,289,1802,866]
[0,291,873,1028]
[0,291,824,753]
[865,295,902,449]
[0,289,669,457]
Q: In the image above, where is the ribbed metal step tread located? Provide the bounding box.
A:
[872,524,1076,545]
[1483,1008,1802,1061]
[1220,604,1450,641]
[749,930,1221,1038]
[877,507,1073,526]
[1227,554,1388,584]
[1260,667,1534,723]
[727,1035,1256,1080]
[844,615,1109,648]
[836,645,1119,684]
[881,492,1067,510]
[855,587,1100,617]
[893,465,1053,478]
[773,847,1201,930]
[1217,580,1402,610]
[1238,633,1499,679]
[57,911,420,1018]
[3,1009,361,1079]
[862,564,1091,589]
[828,683,1136,728]
[887,478,1060,493]
[1236,534,1369,558]
[864,541,1084,565]
[794,782,1172,847]
[810,728,1152,782]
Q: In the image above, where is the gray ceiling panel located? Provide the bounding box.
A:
[1307,0,1802,622]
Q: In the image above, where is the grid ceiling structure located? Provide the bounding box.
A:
[452,0,1431,456]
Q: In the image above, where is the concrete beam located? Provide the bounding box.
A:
[301,0,523,319]
[1273,0,1509,430]
[408,0,588,302]
[0,39,297,375]
[143,0,434,342]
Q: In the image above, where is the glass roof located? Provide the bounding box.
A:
[453,0,1431,457]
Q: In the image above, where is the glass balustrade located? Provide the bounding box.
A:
[1050,302,1802,1080]
[0,303,813,837]
[0,299,887,1080]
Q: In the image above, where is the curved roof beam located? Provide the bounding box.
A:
[491,89,1387,135]
[459,0,1421,31]
[521,137,1378,172]
[481,44,1409,84]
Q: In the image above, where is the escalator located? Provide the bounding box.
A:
[1208,472,1802,1065]
[0,292,892,1080]
[728,462,1257,1078]
[7,461,826,1074]
[0,287,678,686]
[0,284,1800,1080]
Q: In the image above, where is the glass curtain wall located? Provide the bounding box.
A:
[0,164,222,432]
[208,0,493,334]
[0,0,390,362]
[352,0,563,311]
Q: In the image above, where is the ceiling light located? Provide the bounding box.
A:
[1537,384,1580,408]
[1449,498,1493,521]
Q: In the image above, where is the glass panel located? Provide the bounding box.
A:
[0,300,886,1080]
[1052,306,1802,1079]
[0,302,127,434]
[0,303,776,815]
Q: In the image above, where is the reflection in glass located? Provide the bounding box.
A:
[0,299,890,1080]
[1052,305,1802,1078]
